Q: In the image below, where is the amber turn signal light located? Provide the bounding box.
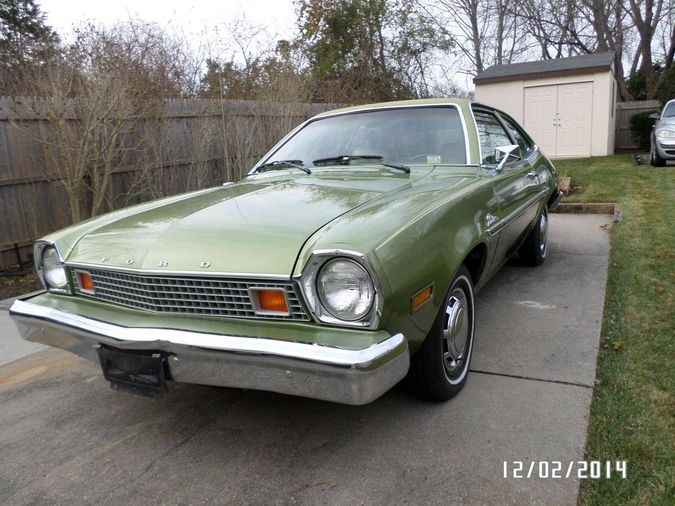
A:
[411,284,433,311]
[76,270,95,294]
[252,289,289,315]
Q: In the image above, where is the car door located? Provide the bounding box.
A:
[472,108,542,271]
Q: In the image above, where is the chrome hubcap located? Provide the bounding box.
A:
[442,287,470,377]
[539,213,548,257]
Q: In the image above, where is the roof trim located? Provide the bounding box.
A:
[313,97,471,118]
[474,52,615,84]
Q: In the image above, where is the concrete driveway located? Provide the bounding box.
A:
[0,214,611,505]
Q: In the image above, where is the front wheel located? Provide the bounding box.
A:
[407,266,475,401]
[519,208,548,266]
[651,142,666,167]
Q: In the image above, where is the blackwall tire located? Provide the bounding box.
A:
[407,266,475,401]
[519,208,549,267]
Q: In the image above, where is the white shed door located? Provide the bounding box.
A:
[523,82,593,158]
[556,82,593,157]
[523,86,557,155]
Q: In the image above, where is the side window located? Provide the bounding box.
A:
[501,116,532,157]
[473,110,513,164]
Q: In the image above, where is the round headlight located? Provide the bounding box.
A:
[317,258,375,321]
[42,247,67,289]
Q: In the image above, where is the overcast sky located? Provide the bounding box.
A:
[37,0,473,92]
[39,0,298,42]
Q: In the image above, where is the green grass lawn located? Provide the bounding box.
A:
[553,155,674,505]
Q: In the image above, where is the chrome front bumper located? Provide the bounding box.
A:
[9,299,409,405]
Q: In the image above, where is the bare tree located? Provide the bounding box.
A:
[512,1,626,97]
[417,0,530,75]
[415,0,672,99]
[627,0,664,96]
[8,20,202,222]
[657,3,675,68]
[10,67,154,220]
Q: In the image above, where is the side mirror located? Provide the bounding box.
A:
[649,112,660,120]
[494,145,520,171]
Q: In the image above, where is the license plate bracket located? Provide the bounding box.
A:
[97,345,168,398]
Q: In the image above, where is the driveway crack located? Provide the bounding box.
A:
[469,368,594,389]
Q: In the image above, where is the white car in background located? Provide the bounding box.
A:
[650,99,675,166]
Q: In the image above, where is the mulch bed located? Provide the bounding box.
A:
[0,270,42,301]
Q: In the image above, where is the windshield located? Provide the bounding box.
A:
[663,102,675,118]
[265,106,467,167]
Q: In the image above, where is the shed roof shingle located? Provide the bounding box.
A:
[474,52,615,83]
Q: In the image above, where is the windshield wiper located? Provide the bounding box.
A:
[312,154,410,173]
[313,154,382,165]
[381,162,411,173]
[255,159,311,174]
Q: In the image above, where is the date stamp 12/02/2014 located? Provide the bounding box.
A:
[503,461,627,479]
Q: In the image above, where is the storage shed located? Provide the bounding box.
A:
[474,52,616,158]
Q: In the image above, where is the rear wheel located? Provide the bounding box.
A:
[519,208,548,266]
[407,266,475,401]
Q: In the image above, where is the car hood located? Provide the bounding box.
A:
[66,168,434,276]
[659,116,675,126]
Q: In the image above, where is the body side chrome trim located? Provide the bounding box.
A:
[487,188,549,237]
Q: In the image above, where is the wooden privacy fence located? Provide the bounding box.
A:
[615,99,660,151]
[0,97,342,269]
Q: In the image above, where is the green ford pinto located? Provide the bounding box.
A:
[10,98,562,404]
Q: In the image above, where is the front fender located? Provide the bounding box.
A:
[291,170,494,352]
[372,182,494,353]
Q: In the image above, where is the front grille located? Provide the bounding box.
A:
[72,267,309,321]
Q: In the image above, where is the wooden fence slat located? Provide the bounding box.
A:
[615,99,660,151]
